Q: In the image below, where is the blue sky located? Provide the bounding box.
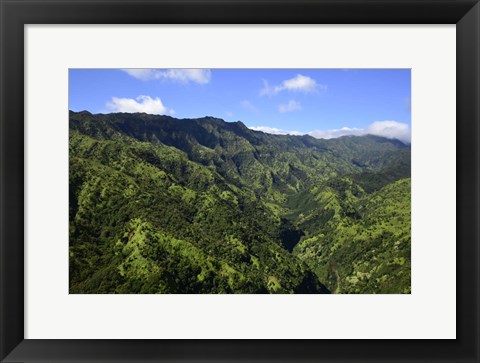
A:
[69,69,411,142]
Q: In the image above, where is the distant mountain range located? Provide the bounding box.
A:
[69,111,411,294]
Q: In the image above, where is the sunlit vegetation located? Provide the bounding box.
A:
[69,111,411,294]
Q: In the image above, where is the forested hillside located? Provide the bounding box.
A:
[69,111,411,294]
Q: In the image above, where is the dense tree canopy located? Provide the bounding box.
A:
[69,111,411,294]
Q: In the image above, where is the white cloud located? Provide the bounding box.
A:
[122,69,211,84]
[308,127,363,139]
[278,100,302,113]
[364,121,410,143]
[248,120,411,143]
[241,100,258,113]
[249,126,303,136]
[260,74,325,96]
[106,95,175,115]
[282,75,319,92]
[121,69,157,81]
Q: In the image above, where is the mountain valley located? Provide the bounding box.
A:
[69,111,411,294]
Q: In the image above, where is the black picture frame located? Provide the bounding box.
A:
[1,0,479,362]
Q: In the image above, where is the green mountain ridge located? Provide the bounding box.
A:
[69,111,411,294]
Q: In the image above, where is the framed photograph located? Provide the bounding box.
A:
[1,0,479,362]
